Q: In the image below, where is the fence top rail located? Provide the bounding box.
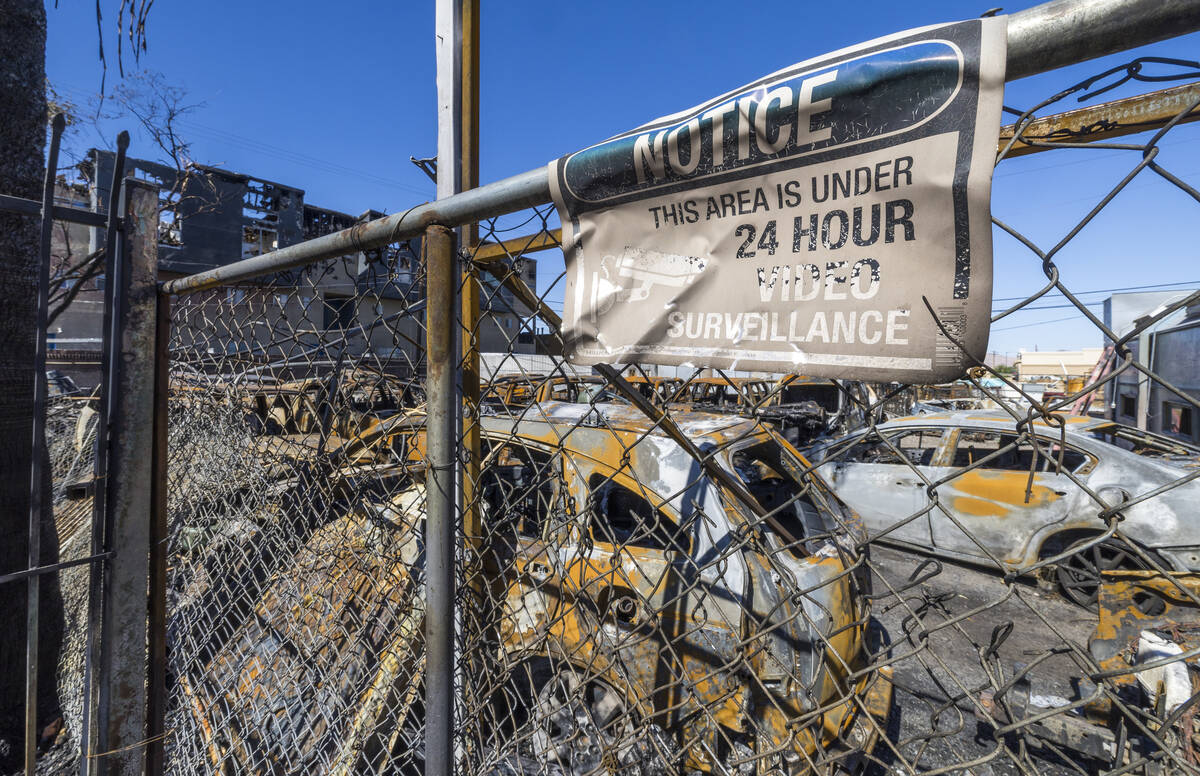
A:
[161,0,1200,297]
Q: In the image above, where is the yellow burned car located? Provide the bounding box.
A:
[244,368,423,438]
[483,374,632,409]
[678,376,772,414]
[175,402,890,775]
[621,374,685,404]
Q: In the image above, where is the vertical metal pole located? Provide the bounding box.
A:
[458,0,483,700]
[26,112,66,776]
[433,4,464,775]
[424,224,457,776]
[459,0,480,372]
[81,133,129,776]
[94,178,159,776]
[146,291,170,776]
[435,0,463,204]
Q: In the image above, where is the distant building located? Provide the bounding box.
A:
[982,351,1017,370]
[1103,291,1193,340]
[1014,348,1104,384]
[49,150,536,386]
[474,258,540,353]
[46,179,104,386]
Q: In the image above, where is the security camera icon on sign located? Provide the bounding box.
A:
[589,246,707,318]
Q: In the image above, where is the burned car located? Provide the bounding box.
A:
[621,373,685,404]
[481,373,544,407]
[482,373,631,410]
[808,411,1200,609]
[912,397,993,414]
[667,374,872,448]
[759,375,873,447]
[680,376,771,412]
[981,570,1200,766]
[244,367,423,438]
[175,402,891,774]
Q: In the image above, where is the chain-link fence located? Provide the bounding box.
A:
[45,391,100,773]
[159,52,1200,776]
[164,245,432,773]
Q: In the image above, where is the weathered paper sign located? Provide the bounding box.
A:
[550,18,1006,382]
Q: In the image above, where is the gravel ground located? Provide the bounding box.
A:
[865,543,1104,776]
[20,517,1115,776]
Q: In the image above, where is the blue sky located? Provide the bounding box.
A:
[45,1,1200,360]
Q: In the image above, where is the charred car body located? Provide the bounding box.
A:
[759,375,873,448]
[482,374,631,410]
[244,367,424,438]
[980,570,1200,767]
[621,373,685,404]
[175,401,891,774]
[671,375,871,448]
[808,411,1200,609]
[681,376,772,412]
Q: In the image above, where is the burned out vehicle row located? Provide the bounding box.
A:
[155,364,1200,775]
[170,396,893,774]
[479,371,875,447]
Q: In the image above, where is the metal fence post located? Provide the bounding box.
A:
[460,0,482,601]
[424,223,458,776]
[93,178,159,776]
[456,7,485,755]
[25,112,65,776]
[146,290,170,776]
[81,133,128,776]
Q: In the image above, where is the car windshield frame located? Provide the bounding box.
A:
[724,429,855,553]
[780,382,841,412]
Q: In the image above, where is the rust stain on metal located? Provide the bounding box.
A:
[472,228,562,263]
[998,83,1200,158]
[951,470,1062,513]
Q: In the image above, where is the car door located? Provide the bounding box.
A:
[932,429,1089,564]
[560,467,742,750]
[820,427,949,545]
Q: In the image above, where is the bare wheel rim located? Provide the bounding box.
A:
[1056,537,1150,611]
[527,665,631,775]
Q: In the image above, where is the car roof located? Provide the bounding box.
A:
[479,401,774,507]
[487,373,545,383]
[879,410,1111,434]
[623,375,680,384]
[690,376,767,386]
[494,400,757,442]
[547,375,606,383]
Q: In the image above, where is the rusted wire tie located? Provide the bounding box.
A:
[86,728,173,758]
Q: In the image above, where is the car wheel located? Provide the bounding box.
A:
[486,659,649,776]
[1055,536,1153,612]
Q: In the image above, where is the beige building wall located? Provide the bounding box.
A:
[1015,348,1104,382]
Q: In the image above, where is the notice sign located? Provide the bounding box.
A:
[550,19,1006,382]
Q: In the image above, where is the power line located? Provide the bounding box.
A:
[996,163,1200,220]
[993,129,1198,180]
[992,313,1088,332]
[992,300,1102,314]
[992,279,1200,302]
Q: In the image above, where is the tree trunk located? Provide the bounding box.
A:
[0,0,63,767]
